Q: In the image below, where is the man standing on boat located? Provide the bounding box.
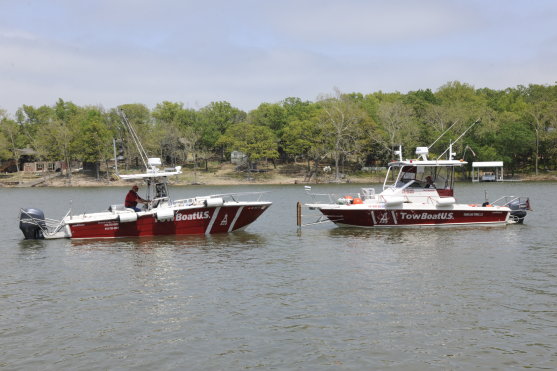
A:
[125,185,149,212]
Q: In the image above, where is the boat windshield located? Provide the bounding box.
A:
[155,182,168,198]
[144,178,170,208]
[385,165,455,191]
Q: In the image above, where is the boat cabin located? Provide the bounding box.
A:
[383,146,465,197]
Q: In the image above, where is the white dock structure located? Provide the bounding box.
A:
[471,161,504,182]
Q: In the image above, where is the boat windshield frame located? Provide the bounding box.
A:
[383,159,466,192]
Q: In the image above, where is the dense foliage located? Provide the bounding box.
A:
[1,82,557,179]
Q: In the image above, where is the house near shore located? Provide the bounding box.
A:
[23,160,81,174]
[23,160,66,173]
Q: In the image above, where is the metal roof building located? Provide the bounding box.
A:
[471,161,504,182]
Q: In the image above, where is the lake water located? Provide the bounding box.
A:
[1,182,556,370]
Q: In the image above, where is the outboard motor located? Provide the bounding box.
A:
[19,208,46,239]
[507,198,530,224]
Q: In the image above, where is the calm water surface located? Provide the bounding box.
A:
[1,182,556,370]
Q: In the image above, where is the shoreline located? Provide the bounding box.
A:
[0,173,385,188]
[1,170,556,188]
[2,162,557,188]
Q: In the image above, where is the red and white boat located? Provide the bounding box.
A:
[19,167,271,239]
[18,113,271,240]
[304,144,530,228]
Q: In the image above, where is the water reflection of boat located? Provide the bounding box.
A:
[69,230,267,250]
[18,112,271,240]
[304,142,530,228]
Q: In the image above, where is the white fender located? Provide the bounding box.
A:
[156,208,175,221]
[119,212,138,223]
[436,197,456,206]
[383,196,405,206]
[205,197,224,207]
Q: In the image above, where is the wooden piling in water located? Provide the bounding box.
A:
[296,201,302,229]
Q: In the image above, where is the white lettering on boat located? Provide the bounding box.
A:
[103,221,119,231]
[220,214,228,226]
[175,211,210,222]
[399,212,454,220]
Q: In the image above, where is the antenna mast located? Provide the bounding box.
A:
[436,119,480,160]
[428,121,458,149]
[119,110,149,170]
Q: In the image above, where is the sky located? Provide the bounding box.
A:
[1,0,556,116]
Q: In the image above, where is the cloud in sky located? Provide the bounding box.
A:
[1,0,556,115]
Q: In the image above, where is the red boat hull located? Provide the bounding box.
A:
[68,205,269,239]
[319,208,508,227]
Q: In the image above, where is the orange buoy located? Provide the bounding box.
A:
[352,198,363,204]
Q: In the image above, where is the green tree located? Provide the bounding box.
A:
[494,112,534,174]
[33,100,82,181]
[199,101,246,135]
[281,103,331,179]
[376,100,416,157]
[282,115,327,172]
[198,101,246,158]
[282,97,314,121]
[0,111,24,165]
[318,90,368,181]
[0,111,11,160]
[520,84,557,174]
[73,109,112,179]
[248,103,288,133]
[218,122,278,170]
[152,101,183,124]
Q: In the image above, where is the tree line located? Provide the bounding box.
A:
[1,81,556,180]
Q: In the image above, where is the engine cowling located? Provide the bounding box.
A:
[19,208,46,239]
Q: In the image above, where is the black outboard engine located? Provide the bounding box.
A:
[19,208,46,239]
[507,198,530,224]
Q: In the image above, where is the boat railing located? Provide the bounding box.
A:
[305,186,379,205]
[172,198,196,208]
[304,186,362,204]
[173,191,269,207]
[491,196,531,210]
[304,186,337,204]
[360,188,375,200]
[209,191,269,202]
[148,196,170,209]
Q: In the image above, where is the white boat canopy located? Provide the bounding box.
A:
[119,158,182,180]
[388,159,467,167]
[471,161,504,182]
